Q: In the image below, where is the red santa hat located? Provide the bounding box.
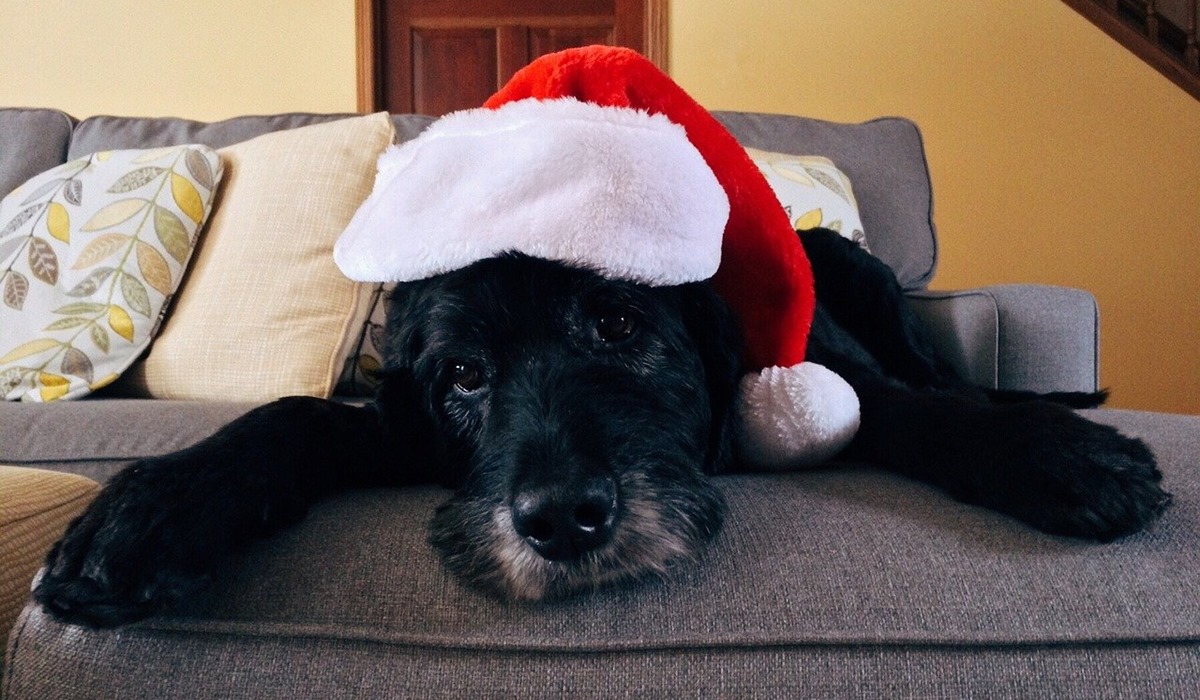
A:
[335,46,859,468]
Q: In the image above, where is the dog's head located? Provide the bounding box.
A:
[375,253,742,600]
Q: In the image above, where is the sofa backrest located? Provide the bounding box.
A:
[0,108,74,200]
[1,108,936,289]
[64,113,436,159]
[714,112,937,290]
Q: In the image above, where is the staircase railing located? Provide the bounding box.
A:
[1062,0,1200,100]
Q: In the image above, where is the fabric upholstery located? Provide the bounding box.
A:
[0,466,97,668]
[6,409,1197,698]
[0,109,73,200]
[0,399,261,482]
[909,285,1100,393]
[68,113,435,159]
[67,113,357,159]
[116,113,395,401]
[715,112,937,290]
[990,284,1100,393]
[907,289,1000,388]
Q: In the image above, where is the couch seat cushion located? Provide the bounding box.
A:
[4,409,1197,698]
[0,399,260,482]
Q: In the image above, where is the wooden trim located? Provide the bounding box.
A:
[1187,0,1199,71]
[644,0,669,73]
[355,0,378,112]
[1061,0,1200,101]
[411,16,613,29]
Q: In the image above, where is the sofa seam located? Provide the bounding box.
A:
[127,619,1200,656]
[897,117,938,290]
[0,456,153,466]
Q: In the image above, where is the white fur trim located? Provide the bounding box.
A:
[737,362,860,470]
[335,97,729,285]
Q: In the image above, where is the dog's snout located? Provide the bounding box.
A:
[511,475,618,561]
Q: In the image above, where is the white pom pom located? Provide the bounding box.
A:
[737,362,860,470]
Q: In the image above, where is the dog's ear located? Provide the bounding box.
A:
[676,282,744,474]
[368,280,442,481]
[380,281,430,370]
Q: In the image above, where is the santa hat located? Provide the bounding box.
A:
[335,46,859,468]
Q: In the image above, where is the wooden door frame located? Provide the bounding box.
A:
[354,0,670,112]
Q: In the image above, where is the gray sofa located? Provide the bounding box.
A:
[2,107,1197,698]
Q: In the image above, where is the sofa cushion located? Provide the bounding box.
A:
[69,113,436,161]
[0,109,73,202]
[1,145,222,402]
[115,113,394,401]
[0,399,261,482]
[716,113,937,290]
[4,409,1196,698]
[67,113,356,158]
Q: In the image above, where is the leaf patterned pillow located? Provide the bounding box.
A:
[0,146,222,401]
[745,148,871,253]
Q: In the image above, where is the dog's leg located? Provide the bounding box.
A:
[34,396,418,628]
[801,227,1106,408]
[806,313,1171,542]
[800,227,962,390]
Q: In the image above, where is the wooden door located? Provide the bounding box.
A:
[358,0,668,115]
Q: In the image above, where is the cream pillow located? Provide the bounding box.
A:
[120,113,395,401]
[1,146,222,401]
[745,148,870,252]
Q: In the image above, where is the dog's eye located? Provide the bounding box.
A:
[451,363,485,393]
[596,313,636,343]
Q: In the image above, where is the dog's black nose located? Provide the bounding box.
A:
[511,475,618,561]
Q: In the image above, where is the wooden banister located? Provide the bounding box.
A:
[1062,0,1200,100]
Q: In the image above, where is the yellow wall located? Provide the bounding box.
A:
[1,0,1196,412]
[671,0,1200,413]
[0,0,358,119]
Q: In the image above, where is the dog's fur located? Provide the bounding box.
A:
[34,228,1170,627]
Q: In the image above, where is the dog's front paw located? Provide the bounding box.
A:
[976,403,1171,541]
[34,461,215,628]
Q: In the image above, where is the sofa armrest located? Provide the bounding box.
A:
[906,285,1099,393]
[0,466,98,659]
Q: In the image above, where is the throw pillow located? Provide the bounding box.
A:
[0,146,222,401]
[118,112,395,401]
[336,283,390,395]
[745,148,870,253]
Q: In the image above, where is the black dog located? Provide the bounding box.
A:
[34,228,1170,627]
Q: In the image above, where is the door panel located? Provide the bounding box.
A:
[411,28,498,116]
[529,26,614,57]
[372,0,659,116]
